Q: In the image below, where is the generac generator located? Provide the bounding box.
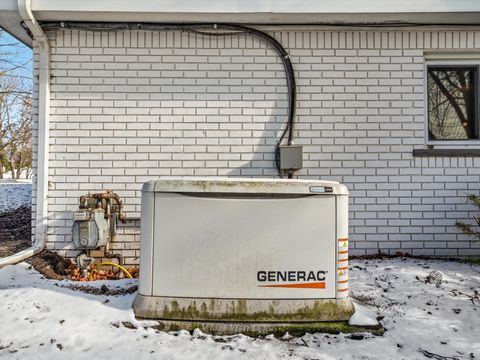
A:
[133,178,353,334]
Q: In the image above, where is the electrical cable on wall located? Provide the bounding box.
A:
[41,22,297,178]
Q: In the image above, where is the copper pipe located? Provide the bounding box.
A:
[78,190,127,223]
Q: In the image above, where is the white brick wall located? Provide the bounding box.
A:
[34,28,480,265]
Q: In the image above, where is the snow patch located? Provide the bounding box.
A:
[0,259,479,359]
[348,302,379,327]
[0,182,32,213]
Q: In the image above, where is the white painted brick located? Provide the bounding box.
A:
[34,28,480,265]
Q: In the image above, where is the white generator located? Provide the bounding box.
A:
[133,178,353,334]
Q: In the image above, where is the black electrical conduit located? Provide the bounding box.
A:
[41,22,296,178]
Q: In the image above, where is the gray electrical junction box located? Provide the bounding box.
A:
[279,145,303,170]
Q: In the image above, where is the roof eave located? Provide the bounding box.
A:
[0,0,31,47]
[2,0,480,49]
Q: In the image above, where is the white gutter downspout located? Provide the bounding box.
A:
[0,0,49,267]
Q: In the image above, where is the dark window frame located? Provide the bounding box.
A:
[426,65,479,142]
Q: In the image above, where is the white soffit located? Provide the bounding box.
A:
[30,0,480,15]
[28,0,480,23]
[2,0,480,48]
[0,0,31,46]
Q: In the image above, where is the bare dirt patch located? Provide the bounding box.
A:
[28,250,74,280]
[0,206,137,281]
[0,206,31,245]
[0,206,74,280]
[0,206,31,259]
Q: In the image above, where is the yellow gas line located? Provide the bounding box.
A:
[89,261,133,281]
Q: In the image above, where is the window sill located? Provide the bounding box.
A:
[413,148,480,157]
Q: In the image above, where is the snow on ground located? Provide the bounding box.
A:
[0,258,478,360]
[0,170,31,180]
[0,181,32,213]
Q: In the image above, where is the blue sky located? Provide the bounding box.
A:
[0,31,32,91]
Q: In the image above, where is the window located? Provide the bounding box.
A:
[427,65,478,142]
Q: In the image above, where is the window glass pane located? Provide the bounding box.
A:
[427,67,477,140]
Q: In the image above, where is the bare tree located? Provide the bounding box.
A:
[4,94,32,178]
[0,29,32,179]
[0,29,32,89]
[0,77,22,178]
[428,68,476,140]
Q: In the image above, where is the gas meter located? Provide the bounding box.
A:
[71,190,126,250]
[71,190,128,275]
[72,208,110,249]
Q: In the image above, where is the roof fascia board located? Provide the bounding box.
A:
[30,0,480,14]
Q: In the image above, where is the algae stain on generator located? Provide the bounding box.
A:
[133,178,353,335]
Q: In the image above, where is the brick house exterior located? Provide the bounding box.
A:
[26,27,480,265]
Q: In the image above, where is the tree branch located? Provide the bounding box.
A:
[429,70,467,127]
